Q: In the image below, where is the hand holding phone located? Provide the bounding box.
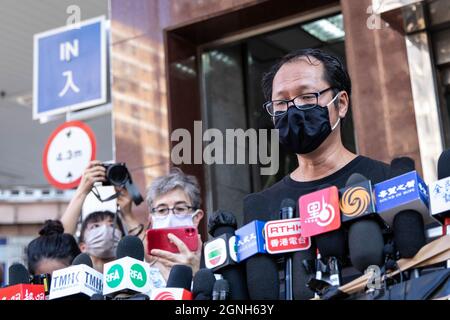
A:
[146,227,199,254]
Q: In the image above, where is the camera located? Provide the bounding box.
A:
[102,162,130,187]
[100,162,144,205]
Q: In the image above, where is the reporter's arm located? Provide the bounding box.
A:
[60,161,106,235]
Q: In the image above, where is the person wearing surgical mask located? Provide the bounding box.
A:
[245,48,393,298]
[78,211,125,272]
[61,160,142,273]
[144,168,204,283]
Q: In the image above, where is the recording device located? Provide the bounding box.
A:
[147,226,199,254]
[8,263,30,285]
[151,265,193,300]
[348,219,385,273]
[100,162,143,205]
[339,173,378,225]
[103,236,151,298]
[49,252,103,300]
[243,193,280,300]
[0,263,46,300]
[206,210,248,300]
[430,149,450,228]
[388,157,427,259]
[192,268,216,300]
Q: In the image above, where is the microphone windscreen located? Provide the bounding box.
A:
[243,193,271,223]
[166,264,193,290]
[438,149,450,179]
[192,268,216,300]
[90,293,106,300]
[220,264,249,300]
[116,235,144,260]
[246,255,279,300]
[345,173,367,187]
[292,245,317,300]
[208,210,238,237]
[315,228,347,259]
[348,220,384,273]
[393,210,426,258]
[390,157,415,177]
[72,253,93,267]
[8,263,30,285]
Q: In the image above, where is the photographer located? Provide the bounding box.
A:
[60,160,142,272]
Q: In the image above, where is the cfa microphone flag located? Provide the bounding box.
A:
[299,186,341,237]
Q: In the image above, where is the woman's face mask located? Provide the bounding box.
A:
[151,210,199,230]
[83,224,121,259]
[274,93,341,155]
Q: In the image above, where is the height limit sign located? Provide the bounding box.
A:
[43,121,96,189]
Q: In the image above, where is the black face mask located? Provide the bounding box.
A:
[274,103,340,155]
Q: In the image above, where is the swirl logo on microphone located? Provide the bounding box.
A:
[154,291,175,300]
[340,187,370,217]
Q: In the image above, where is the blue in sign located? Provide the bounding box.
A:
[33,16,107,119]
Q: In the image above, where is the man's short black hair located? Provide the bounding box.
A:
[261,48,352,103]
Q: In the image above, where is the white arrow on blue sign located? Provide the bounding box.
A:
[33,16,107,120]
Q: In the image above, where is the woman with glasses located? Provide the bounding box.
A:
[144,168,204,284]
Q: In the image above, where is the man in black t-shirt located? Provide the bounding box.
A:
[244,48,393,300]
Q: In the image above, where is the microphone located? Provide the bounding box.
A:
[315,228,347,286]
[339,173,378,224]
[340,174,386,277]
[0,263,46,300]
[430,149,450,230]
[393,210,426,258]
[348,219,384,273]
[103,235,151,298]
[246,254,279,300]
[390,156,415,177]
[280,196,317,300]
[205,210,249,300]
[243,193,279,300]
[72,252,94,267]
[280,199,295,300]
[49,252,103,300]
[374,170,431,229]
[299,185,341,237]
[151,264,193,300]
[388,157,426,258]
[374,169,432,258]
[8,263,30,285]
[192,268,216,300]
[266,198,312,300]
[301,182,346,289]
[166,264,192,290]
[204,210,238,271]
[212,279,229,300]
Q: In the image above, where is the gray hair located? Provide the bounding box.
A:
[146,167,201,209]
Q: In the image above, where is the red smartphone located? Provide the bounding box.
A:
[146,227,199,254]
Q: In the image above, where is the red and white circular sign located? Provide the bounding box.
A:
[42,121,96,189]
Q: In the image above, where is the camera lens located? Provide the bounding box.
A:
[107,164,129,186]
